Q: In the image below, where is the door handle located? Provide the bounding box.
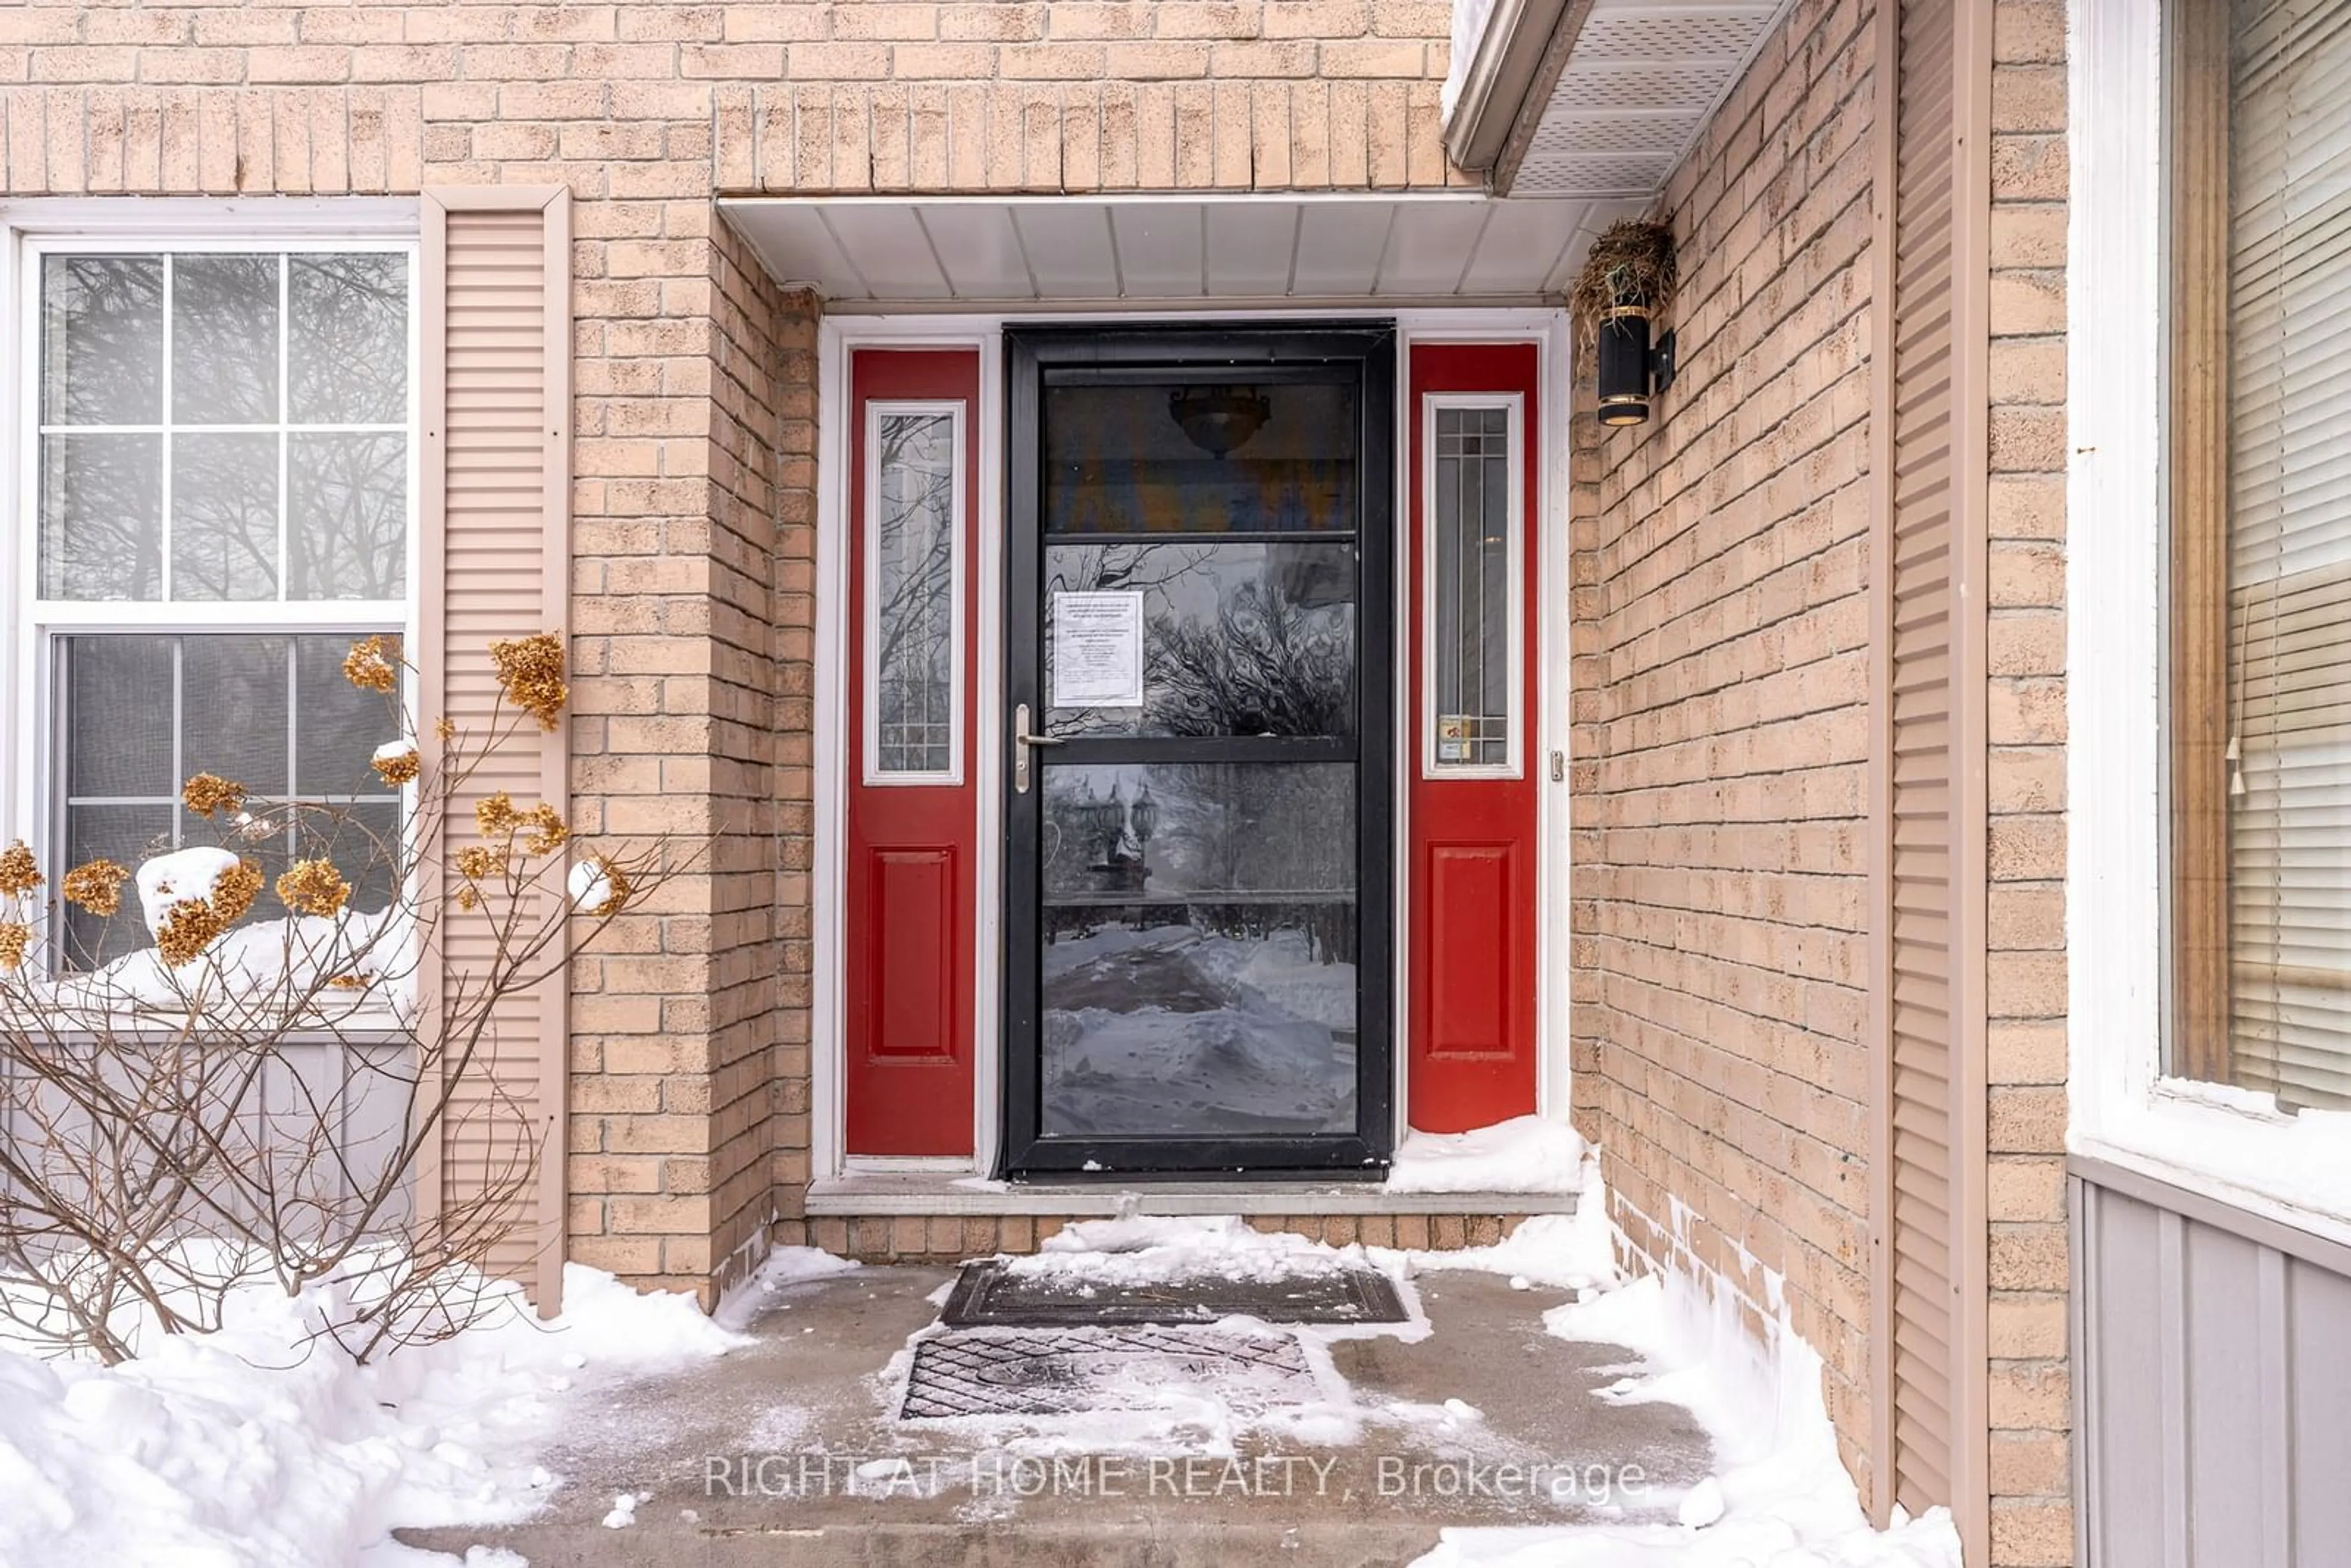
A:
[1013,703,1064,794]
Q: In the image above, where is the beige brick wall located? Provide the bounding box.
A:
[1983,3,2071,1563]
[0,0,1465,1309]
[1568,0,1881,1492]
[1569,1,2072,1558]
[0,1,1466,199]
[812,1212,1537,1264]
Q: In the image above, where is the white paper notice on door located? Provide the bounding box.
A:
[1051,590,1146,708]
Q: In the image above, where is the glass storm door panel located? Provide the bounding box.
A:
[1002,327,1395,1176]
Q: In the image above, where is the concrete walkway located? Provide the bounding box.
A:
[402,1261,1715,1567]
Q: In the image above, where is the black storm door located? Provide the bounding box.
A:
[1002,325,1395,1177]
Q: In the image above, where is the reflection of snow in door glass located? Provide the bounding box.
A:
[1038,763,1357,1136]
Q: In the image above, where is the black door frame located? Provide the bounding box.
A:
[999,323,1397,1179]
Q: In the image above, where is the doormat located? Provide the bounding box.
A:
[939,1259,1410,1327]
[899,1326,1318,1419]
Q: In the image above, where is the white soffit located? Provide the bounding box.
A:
[719,194,1643,311]
[1509,0,1791,198]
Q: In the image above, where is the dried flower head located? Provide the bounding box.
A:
[156,901,228,967]
[456,844,506,882]
[326,972,373,991]
[454,885,481,912]
[342,636,400,694]
[475,792,522,839]
[372,746,421,787]
[0,841,42,898]
[490,632,568,731]
[276,858,351,918]
[181,773,247,817]
[61,859,130,918]
[434,716,457,743]
[0,922,28,972]
[211,859,265,925]
[519,803,568,858]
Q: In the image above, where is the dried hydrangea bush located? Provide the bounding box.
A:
[0,630,681,1365]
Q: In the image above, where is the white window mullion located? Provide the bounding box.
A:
[159,252,175,604]
[277,251,291,601]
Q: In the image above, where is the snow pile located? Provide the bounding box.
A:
[1408,1222,1963,1568]
[1013,1212,1383,1288]
[38,847,416,1019]
[0,1261,744,1568]
[1406,1160,1621,1291]
[1389,1115,1588,1195]
[135,846,246,934]
[2089,1089,2351,1237]
[713,1245,861,1332]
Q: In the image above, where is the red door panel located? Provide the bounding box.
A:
[845,349,980,1156]
[1407,342,1541,1131]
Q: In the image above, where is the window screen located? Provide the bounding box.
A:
[27,246,413,973]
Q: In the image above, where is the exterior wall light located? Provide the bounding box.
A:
[1595,308,1678,427]
[1570,219,1680,430]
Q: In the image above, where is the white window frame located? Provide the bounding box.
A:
[860,397,967,787]
[2069,0,2351,1244]
[1419,389,1527,781]
[1,203,422,991]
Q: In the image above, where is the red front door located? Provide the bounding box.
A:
[1406,342,1542,1131]
[844,349,980,1156]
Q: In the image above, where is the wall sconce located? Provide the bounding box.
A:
[1596,307,1677,427]
[1571,219,1680,430]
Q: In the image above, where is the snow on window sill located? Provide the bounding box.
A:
[2072,1080,2351,1250]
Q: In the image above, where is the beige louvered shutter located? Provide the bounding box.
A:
[418,187,572,1313]
[1873,0,1987,1553]
[2222,0,2351,1112]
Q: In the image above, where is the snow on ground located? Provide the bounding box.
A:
[1407,1204,1964,1568]
[1405,1160,1621,1291]
[712,1245,862,1332]
[1389,1114,1588,1195]
[0,1260,746,1568]
[885,1213,1445,1467]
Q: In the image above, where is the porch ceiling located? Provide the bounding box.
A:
[719,194,1645,312]
[1445,0,1793,198]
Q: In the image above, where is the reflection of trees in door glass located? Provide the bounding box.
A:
[1041,763,1354,902]
[872,413,957,775]
[1045,542,1354,737]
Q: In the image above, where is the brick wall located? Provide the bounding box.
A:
[1569,1,2073,1558]
[0,1,1467,198]
[1568,0,1880,1491]
[1982,2,2071,1562]
[562,209,809,1303]
[0,0,1464,1308]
